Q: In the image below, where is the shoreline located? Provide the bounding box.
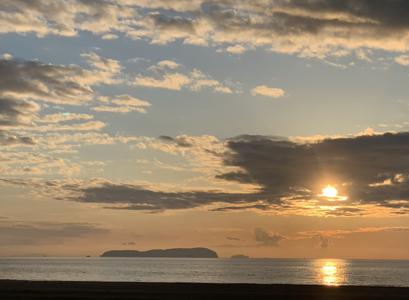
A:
[1,280,408,299]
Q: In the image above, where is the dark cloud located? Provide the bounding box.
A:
[63,181,261,211]
[158,135,193,147]
[0,96,39,145]
[0,130,35,146]
[254,228,284,247]
[0,53,121,108]
[0,97,39,127]
[220,133,409,209]
[284,0,409,29]
[211,204,270,212]
[148,12,196,34]
[206,0,409,34]
[0,57,93,105]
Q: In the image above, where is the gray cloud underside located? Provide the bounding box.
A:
[62,182,264,211]
[254,228,284,247]
[2,1,409,57]
[0,58,95,105]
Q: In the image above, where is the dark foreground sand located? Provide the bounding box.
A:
[0,280,408,300]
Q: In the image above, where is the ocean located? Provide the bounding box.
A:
[0,258,408,287]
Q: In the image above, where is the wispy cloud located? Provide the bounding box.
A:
[251,85,285,98]
[134,60,235,93]
[93,95,151,114]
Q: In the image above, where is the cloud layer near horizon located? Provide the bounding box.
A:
[2,132,409,216]
[0,219,108,246]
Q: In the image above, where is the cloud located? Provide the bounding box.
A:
[149,60,181,71]
[3,1,409,59]
[225,45,247,54]
[0,0,134,37]
[2,132,409,215]
[24,121,106,132]
[395,55,409,66]
[134,134,245,185]
[135,72,191,91]
[218,133,409,212]
[81,52,121,74]
[0,97,39,146]
[61,180,260,211]
[37,113,94,124]
[35,132,140,152]
[157,135,194,147]
[0,53,120,106]
[0,53,124,148]
[101,33,119,40]
[0,177,264,212]
[134,60,235,93]
[0,131,140,177]
[124,0,409,58]
[0,220,108,246]
[0,151,86,177]
[0,130,35,146]
[0,97,40,127]
[251,85,285,98]
[254,228,284,247]
[93,94,151,113]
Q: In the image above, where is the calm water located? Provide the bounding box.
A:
[0,258,408,287]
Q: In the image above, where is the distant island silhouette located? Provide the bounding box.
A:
[101,247,218,258]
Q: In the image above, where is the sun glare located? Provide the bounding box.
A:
[322,185,338,198]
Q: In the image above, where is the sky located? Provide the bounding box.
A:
[0,0,408,259]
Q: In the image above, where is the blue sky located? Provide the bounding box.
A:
[4,32,409,139]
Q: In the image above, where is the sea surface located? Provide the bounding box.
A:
[0,258,408,287]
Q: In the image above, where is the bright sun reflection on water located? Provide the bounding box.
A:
[316,260,347,286]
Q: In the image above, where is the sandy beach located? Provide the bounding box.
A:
[0,280,408,300]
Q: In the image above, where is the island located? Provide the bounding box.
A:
[101,247,218,258]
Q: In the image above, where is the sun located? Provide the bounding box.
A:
[321,185,338,198]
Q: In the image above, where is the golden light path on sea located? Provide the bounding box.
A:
[315,260,347,286]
